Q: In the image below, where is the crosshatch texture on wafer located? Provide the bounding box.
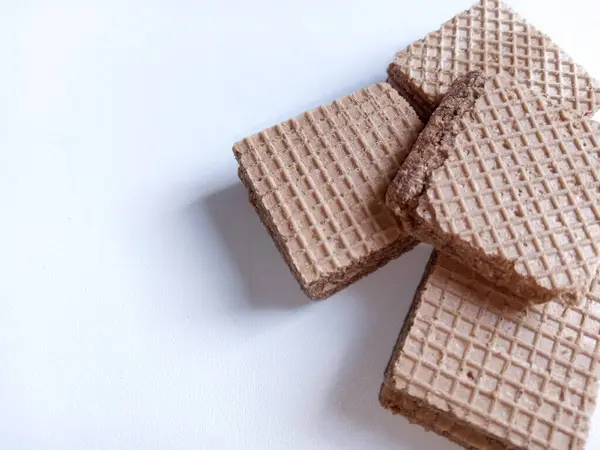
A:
[380,384,506,450]
[387,72,600,303]
[233,83,423,299]
[387,0,600,120]
[381,252,600,450]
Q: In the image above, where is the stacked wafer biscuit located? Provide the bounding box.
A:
[232,0,600,448]
[234,83,423,299]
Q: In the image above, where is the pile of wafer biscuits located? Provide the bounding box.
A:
[232,1,600,448]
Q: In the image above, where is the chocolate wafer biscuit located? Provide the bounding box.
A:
[380,252,600,450]
[387,72,600,303]
[234,83,423,300]
[387,0,600,121]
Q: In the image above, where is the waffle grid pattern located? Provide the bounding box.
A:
[418,75,600,295]
[392,0,600,116]
[234,84,422,287]
[391,253,600,450]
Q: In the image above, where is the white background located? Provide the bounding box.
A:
[3,1,600,448]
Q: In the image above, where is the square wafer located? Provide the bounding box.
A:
[387,72,600,304]
[387,0,600,121]
[234,83,423,300]
[380,251,600,450]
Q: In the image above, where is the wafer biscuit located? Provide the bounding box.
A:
[387,0,600,121]
[387,72,600,303]
[234,83,423,300]
[380,251,600,450]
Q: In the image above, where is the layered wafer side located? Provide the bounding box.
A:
[381,252,600,450]
[387,72,600,304]
[233,83,423,300]
[387,0,600,121]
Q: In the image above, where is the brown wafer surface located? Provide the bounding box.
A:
[387,72,600,303]
[387,0,600,121]
[234,83,423,299]
[381,251,600,450]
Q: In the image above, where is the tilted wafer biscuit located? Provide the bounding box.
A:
[387,72,600,303]
[234,83,423,300]
[380,252,600,450]
[387,0,600,121]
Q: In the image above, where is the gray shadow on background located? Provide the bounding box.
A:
[203,183,457,449]
[202,183,309,310]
